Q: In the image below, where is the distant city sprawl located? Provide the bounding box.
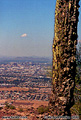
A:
[0,59,52,101]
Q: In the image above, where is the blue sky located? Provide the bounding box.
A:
[0,0,81,57]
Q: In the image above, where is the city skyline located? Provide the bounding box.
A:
[0,0,81,57]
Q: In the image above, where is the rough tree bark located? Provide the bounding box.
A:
[49,0,80,118]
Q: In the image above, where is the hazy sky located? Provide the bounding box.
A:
[0,0,81,57]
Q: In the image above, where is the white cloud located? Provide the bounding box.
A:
[21,33,27,37]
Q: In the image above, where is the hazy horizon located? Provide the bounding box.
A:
[0,55,52,58]
[0,0,81,57]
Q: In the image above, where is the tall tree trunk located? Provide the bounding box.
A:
[49,0,80,118]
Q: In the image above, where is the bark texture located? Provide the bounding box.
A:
[49,0,80,118]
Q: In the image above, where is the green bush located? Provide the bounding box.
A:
[14,119,19,120]
[18,107,23,112]
[79,103,81,114]
[37,106,49,114]
[5,103,10,109]
[79,105,81,119]
[10,105,16,109]
[5,102,16,109]
[44,106,49,113]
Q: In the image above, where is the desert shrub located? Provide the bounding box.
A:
[44,106,49,113]
[37,106,44,114]
[18,107,23,112]
[70,103,79,115]
[5,102,15,109]
[5,102,10,109]
[9,105,16,109]
[37,106,49,114]
[79,104,81,119]
[14,119,19,120]
[79,103,81,114]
